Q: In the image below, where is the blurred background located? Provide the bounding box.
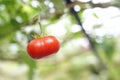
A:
[0,0,120,80]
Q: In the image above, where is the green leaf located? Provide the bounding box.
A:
[100,36,115,60]
[93,13,99,19]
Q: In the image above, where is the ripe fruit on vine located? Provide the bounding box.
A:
[27,36,60,59]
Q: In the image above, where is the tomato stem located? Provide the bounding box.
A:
[38,16,42,33]
[38,18,43,37]
[38,16,46,37]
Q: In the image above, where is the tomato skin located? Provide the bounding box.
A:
[27,36,60,59]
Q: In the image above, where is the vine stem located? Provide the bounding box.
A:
[38,16,42,34]
[38,15,46,37]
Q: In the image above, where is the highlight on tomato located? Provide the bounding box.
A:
[27,36,60,59]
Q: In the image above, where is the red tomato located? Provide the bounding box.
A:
[27,36,60,59]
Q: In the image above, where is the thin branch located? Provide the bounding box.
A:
[65,0,107,70]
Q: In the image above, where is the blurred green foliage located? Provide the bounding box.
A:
[0,0,120,80]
